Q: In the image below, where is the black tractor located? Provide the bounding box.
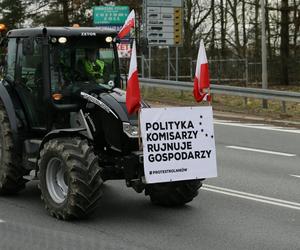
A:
[0,27,202,220]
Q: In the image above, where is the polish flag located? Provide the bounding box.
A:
[193,40,211,102]
[118,10,135,39]
[126,40,141,114]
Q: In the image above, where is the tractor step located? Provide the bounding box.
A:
[27,157,37,164]
[29,139,42,145]
[24,170,39,181]
[23,139,42,170]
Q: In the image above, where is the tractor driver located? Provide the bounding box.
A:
[80,48,108,84]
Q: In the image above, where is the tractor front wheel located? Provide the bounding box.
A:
[38,138,103,220]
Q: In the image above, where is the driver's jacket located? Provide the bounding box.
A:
[83,59,105,79]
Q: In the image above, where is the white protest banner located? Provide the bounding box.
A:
[140,106,217,184]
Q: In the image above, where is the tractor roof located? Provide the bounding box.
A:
[7,27,117,38]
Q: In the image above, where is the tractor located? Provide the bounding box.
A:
[0,27,203,220]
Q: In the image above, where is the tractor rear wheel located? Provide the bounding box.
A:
[145,180,203,206]
[38,138,103,220]
[0,103,27,194]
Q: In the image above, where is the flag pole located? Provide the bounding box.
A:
[137,108,143,150]
[208,89,212,106]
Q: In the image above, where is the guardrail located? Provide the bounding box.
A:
[140,78,300,103]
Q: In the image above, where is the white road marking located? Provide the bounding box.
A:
[226,145,296,157]
[214,120,300,134]
[0,219,5,223]
[290,174,300,179]
[203,184,300,210]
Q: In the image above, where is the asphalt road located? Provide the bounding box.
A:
[0,120,299,250]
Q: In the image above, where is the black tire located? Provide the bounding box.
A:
[0,103,27,194]
[38,137,103,220]
[145,180,203,206]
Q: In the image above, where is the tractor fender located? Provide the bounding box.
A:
[40,128,89,151]
[0,81,19,148]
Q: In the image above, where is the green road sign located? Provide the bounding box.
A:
[93,6,129,26]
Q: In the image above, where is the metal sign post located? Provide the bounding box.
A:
[261,0,268,108]
[176,47,179,81]
[167,47,170,80]
[149,46,152,79]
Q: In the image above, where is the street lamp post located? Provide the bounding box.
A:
[261,0,268,108]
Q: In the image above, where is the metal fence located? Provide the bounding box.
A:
[137,56,249,83]
[137,56,300,85]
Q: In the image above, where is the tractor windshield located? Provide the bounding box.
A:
[49,36,119,96]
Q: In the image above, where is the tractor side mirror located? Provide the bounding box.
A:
[22,37,34,56]
[0,37,7,48]
[0,38,7,68]
[139,37,148,56]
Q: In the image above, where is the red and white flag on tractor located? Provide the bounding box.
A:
[193,40,211,102]
[126,40,141,114]
[118,10,135,39]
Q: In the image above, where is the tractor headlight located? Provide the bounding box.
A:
[58,37,67,44]
[105,36,113,43]
[123,122,139,138]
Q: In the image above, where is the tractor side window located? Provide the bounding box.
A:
[6,38,17,82]
[17,38,43,91]
[15,37,45,128]
[50,46,72,93]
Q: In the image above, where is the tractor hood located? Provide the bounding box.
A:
[80,88,149,125]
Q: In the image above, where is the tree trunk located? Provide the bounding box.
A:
[220,0,227,58]
[62,0,70,26]
[242,0,247,58]
[228,0,242,57]
[254,0,260,59]
[211,0,216,57]
[183,0,193,58]
[266,0,272,59]
[280,0,289,85]
[293,0,300,56]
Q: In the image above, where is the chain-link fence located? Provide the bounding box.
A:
[196,59,247,84]
[138,56,248,84]
[248,60,300,85]
[137,55,300,86]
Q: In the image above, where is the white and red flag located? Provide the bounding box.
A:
[193,40,211,102]
[126,40,141,114]
[118,9,135,39]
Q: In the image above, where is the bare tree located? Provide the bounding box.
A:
[242,0,247,57]
[183,0,212,58]
[280,0,290,85]
[227,0,243,57]
[220,0,228,57]
[292,0,300,56]
[210,0,217,58]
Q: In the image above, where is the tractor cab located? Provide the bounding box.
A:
[5,27,121,130]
